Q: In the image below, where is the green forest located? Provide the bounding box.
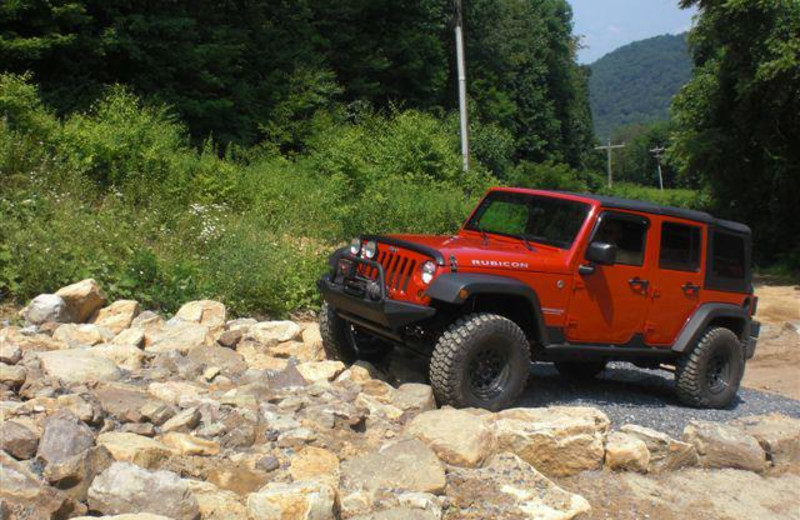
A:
[589,33,692,140]
[1,0,798,317]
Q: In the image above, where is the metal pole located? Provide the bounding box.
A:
[595,140,625,189]
[650,146,665,190]
[454,0,469,172]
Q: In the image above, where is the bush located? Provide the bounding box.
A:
[600,183,707,210]
[0,74,488,316]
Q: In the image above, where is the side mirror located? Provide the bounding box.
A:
[586,241,617,266]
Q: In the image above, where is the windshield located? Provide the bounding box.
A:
[465,192,590,249]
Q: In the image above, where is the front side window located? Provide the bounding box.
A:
[593,213,648,266]
[466,192,590,249]
[659,222,702,272]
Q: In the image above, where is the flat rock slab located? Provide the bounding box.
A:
[340,439,446,496]
[446,452,591,520]
[683,420,767,472]
[38,349,122,384]
[88,462,200,520]
[729,414,800,466]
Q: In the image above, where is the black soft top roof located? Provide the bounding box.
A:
[558,191,751,235]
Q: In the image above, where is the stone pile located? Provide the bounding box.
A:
[1,279,799,519]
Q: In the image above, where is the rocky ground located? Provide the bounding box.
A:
[1,279,799,520]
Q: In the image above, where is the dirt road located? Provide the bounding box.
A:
[743,284,800,400]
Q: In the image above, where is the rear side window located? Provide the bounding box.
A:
[705,228,750,293]
[712,232,746,279]
[659,222,702,272]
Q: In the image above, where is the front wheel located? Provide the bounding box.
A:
[319,302,392,364]
[429,313,531,411]
[675,327,744,409]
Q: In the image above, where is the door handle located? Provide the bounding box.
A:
[682,282,700,293]
[628,277,649,290]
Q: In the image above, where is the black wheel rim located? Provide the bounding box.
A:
[706,350,732,395]
[467,344,510,401]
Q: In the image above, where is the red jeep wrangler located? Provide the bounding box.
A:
[318,188,760,410]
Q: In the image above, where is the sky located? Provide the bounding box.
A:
[569,0,698,64]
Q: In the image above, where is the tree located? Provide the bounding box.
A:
[612,121,683,188]
[671,0,800,267]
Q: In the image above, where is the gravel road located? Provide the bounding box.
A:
[518,362,800,436]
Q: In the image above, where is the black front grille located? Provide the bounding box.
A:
[374,250,416,293]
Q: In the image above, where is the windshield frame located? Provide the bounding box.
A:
[463,191,592,250]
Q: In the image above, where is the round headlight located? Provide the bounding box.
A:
[421,261,436,284]
[349,238,362,256]
[363,240,377,259]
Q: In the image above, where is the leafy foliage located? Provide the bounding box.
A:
[590,34,692,139]
[672,0,800,267]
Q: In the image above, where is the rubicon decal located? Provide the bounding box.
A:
[471,259,530,269]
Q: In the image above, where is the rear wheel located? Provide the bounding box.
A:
[319,302,392,364]
[675,327,744,408]
[554,360,607,380]
[429,313,531,411]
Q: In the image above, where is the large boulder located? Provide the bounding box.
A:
[37,349,122,384]
[620,424,698,472]
[604,431,650,473]
[445,452,591,520]
[52,323,106,346]
[0,340,22,365]
[88,462,200,520]
[0,362,26,387]
[729,414,800,466]
[296,360,346,383]
[247,480,336,520]
[683,421,767,472]
[246,320,303,346]
[92,343,146,371]
[490,407,609,477]
[97,432,173,469]
[174,300,227,330]
[19,293,68,325]
[37,409,95,466]
[0,420,39,459]
[340,439,447,496]
[93,382,167,423]
[44,445,115,501]
[0,451,75,519]
[93,300,141,334]
[56,279,105,323]
[146,321,212,354]
[186,345,247,377]
[406,408,494,467]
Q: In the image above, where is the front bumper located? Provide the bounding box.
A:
[317,254,435,330]
[745,319,760,360]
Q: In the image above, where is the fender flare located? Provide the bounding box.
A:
[425,273,548,344]
[672,303,750,353]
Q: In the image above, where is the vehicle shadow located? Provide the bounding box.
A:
[517,362,745,410]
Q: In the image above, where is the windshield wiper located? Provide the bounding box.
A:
[519,235,536,252]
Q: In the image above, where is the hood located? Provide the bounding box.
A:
[386,232,572,273]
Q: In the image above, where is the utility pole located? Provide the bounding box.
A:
[650,146,665,190]
[595,139,625,188]
[454,0,469,172]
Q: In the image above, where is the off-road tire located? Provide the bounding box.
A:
[429,313,531,411]
[554,360,607,380]
[319,301,358,364]
[675,326,744,409]
[319,301,392,365]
